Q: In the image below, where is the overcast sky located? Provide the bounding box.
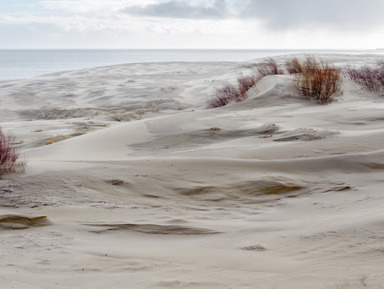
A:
[1,0,384,49]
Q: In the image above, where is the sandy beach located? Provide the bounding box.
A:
[1,54,384,289]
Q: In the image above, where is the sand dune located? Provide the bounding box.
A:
[1,54,384,289]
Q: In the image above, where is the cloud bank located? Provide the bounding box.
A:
[122,0,384,30]
[121,0,228,19]
[1,0,383,49]
[241,0,384,30]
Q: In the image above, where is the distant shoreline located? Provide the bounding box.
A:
[1,49,383,81]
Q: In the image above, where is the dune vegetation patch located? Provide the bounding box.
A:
[287,56,343,103]
[207,82,245,108]
[345,62,384,92]
[208,56,343,108]
[0,127,25,176]
[253,58,285,81]
[208,58,284,108]
[285,57,303,74]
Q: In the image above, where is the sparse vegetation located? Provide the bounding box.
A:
[345,62,384,92]
[0,127,25,175]
[295,56,342,103]
[253,58,284,81]
[237,74,256,97]
[207,74,256,108]
[208,56,343,108]
[207,82,243,108]
[209,127,222,135]
[285,57,303,74]
[208,59,283,108]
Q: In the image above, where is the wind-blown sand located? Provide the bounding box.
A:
[1,54,384,289]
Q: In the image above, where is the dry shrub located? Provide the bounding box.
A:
[345,62,384,92]
[0,127,25,175]
[237,74,256,96]
[379,62,384,87]
[285,57,303,74]
[208,58,283,108]
[295,56,342,103]
[253,58,283,81]
[208,83,243,108]
[208,74,257,108]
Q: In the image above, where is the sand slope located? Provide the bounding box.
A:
[1,55,384,289]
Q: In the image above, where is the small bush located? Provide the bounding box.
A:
[285,57,303,74]
[253,58,283,81]
[207,58,284,108]
[345,62,384,92]
[208,74,258,108]
[0,127,25,175]
[207,83,243,108]
[379,62,384,87]
[295,56,342,103]
[237,74,256,96]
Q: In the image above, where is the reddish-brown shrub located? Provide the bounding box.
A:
[285,57,303,74]
[237,74,256,96]
[345,62,384,92]
[377,62,384,88]
[253,58,283,81]
[207,58,283,108]
[0,127,25,175]
[207,83,243,108]
[295,56,342,103]
[208,74,257,108]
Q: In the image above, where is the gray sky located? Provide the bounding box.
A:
[1,0,383,49]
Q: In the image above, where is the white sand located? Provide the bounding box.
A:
[1,54,384,289]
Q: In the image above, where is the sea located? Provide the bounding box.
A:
[0,49,383,80]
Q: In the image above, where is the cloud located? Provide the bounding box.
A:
[38,0,154,14]
[121,0,228,19]
[122,0,384,31]
[238,0,384,30]
[1,0,383,49]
